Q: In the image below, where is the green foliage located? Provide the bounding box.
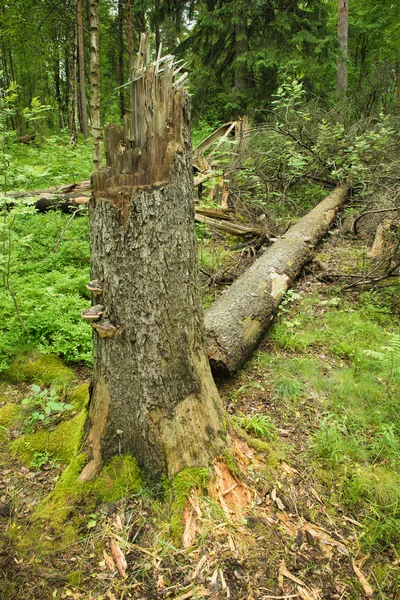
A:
[21,384,74,430]
[8,134,92,191]
[0,207,92,370]
[363,335,400,384]
[232,413,276,440]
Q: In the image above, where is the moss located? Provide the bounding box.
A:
[0,402,21,429]
[233,424,285,467]
[34,454,142,531]
[68,571,82,587]
[168,467,210,542]
[91,455,143,503]
[1,354,75,386]
[222,447,239,475]
[11,410,86,464]
[69,383,89,410]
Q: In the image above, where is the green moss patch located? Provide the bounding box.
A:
[35,454,142,531]
[2,354,75,386]
[11,410,86,464]
[69,383,89,410]
[168,468,210,542]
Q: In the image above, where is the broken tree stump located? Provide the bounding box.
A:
[204,183,351,376]
[82,34,226,482]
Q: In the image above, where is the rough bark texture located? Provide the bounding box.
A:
[89,0,101,167]
[337,0,349,95]
[83,37,226,482]
[205,184,351,377]
[77,0,89,139]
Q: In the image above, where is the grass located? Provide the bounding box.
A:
[258,288,400,553]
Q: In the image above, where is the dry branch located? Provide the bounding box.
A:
[204,183,350,376]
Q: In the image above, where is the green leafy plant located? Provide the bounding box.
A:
[232,413,277,440]
[363,334,400,384]
[22,384,74,429]
[30,450,53,469]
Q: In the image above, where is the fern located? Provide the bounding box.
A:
[364,334,400,383]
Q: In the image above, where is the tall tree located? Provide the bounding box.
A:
[81,37,226,482]
[337,0,349,95]
[77,0,90,139]
[118,0,126,119]
[70,17,79,144]
[89,0,101,166]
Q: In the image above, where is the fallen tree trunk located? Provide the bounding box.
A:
[204,183,350,376]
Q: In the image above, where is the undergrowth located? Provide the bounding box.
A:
[262,287,400,553]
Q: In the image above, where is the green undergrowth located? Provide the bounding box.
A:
[254,288,400,553]
[0,209,92,371]
[8,134,93,191]
[33,454,142,543]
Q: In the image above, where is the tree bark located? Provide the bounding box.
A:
[82,35,226,483]
[77,0,90,140]
[70,20,79,145]
[204,183,351,376]
[125,0,135,77]
[337,0,349,95]
[89,0,101,168]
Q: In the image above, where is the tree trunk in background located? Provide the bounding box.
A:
[337,0,349,95]
[205,184,351,376]
[234,3,249,117]
[89,0,101,167]
[70,20,79,145]
[118,0,126,119]
[77,0,89,140]
[82,35,226,483]
[125,0,134,76]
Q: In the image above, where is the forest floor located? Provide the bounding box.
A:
[1,211,400,600]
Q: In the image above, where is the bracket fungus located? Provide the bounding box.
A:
[81,304,104,321]
[86,280,104,296]
[91,320,119,339]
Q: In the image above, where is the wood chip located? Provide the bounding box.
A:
[191,554,208,580]
[110,539,127,578]
[343,515,363,527]
[172,588,211,600]
[102,549,116,572]
[352,560,374,598]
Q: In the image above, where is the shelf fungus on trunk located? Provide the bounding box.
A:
[81,304,104,321]
[86,280,104,296]
[91,320,119,339]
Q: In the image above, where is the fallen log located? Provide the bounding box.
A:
[195,213,263,237]
[204,183,350,376]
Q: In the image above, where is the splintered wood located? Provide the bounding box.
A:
[93,32,189,208]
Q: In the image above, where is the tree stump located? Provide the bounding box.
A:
[82,35,226,482]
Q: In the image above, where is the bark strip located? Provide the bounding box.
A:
[204,183,350,376]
